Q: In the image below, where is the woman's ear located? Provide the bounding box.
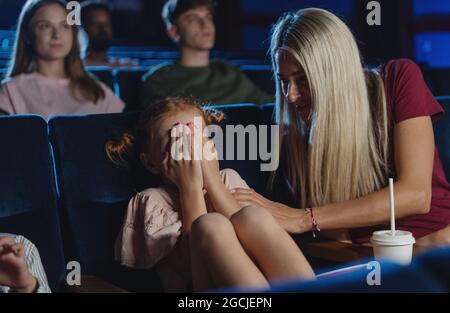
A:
[166,25,180,43]
[140,152,159,175]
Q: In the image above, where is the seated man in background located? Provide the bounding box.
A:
[0,234,51,293]
[140,0,273,108]
[81,1,138,68]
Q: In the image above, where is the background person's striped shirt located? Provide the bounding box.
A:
[0,234,51,293]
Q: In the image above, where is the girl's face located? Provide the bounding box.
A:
[29,4,73,62]
[142,109,207,176]
[277,51,312,124]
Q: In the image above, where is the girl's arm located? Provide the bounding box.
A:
[165,126,208,233]
[201,141,242,219]
[179,185,208,233]
[204,175,242,219]
[233,116,435,234]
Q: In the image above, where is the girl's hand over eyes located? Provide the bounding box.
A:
[163,124,203,193]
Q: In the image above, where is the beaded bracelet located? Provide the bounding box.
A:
[305,207,321,238]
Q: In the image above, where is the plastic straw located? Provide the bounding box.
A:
[389,178,396,236]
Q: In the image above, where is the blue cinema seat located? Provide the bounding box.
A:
[423,68,450,97]
[241,65,275,95]
[48,113,163,292]
[0,68,6,81]
[269,247,450,293]
[114,67,148,112]
[213,103,276,197]
[216,247,450,293]
[86,66,115,90]
[0,115,66,292]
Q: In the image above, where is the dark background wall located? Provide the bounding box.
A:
[1,0,450,67]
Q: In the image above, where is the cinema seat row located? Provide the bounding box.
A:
[0,100,448,292]
[87,65,274,111]
[0,65,275,112]
[4,60,450,107]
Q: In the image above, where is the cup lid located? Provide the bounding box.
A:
[371,230,416,246]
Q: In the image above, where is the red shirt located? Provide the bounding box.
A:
[350,59,450,244]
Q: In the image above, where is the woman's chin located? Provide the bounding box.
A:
[39,52,69,62]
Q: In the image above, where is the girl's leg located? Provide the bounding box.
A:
[189,233,215,292]
[190,213,269,291]
[230,205,315,283]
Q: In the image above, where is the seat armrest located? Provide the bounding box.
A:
[62,276,129,293]
[297,240,373,263]
[298,239,428,264]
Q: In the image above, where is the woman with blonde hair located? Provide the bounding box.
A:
[0,0,124,118]
[232,8,450,247]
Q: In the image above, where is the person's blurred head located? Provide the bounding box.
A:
[8,0,106,103]
[162,0,216,52]
[81,1,113,51]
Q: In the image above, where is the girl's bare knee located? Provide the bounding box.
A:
[191,213,234,248]
[230,205,276,232]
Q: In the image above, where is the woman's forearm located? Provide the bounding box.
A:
[312,181,431,232]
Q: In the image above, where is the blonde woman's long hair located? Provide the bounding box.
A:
[269,8,390,209]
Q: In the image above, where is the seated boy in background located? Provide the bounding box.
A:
[140,0,273,108]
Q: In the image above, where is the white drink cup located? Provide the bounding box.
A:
[371,230,416,265]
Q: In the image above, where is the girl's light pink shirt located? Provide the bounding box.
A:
[115,169,250,292]
[0,72,125,119]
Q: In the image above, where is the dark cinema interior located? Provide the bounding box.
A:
[0,0,449,296]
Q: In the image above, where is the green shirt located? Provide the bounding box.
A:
[140,60,273,108]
